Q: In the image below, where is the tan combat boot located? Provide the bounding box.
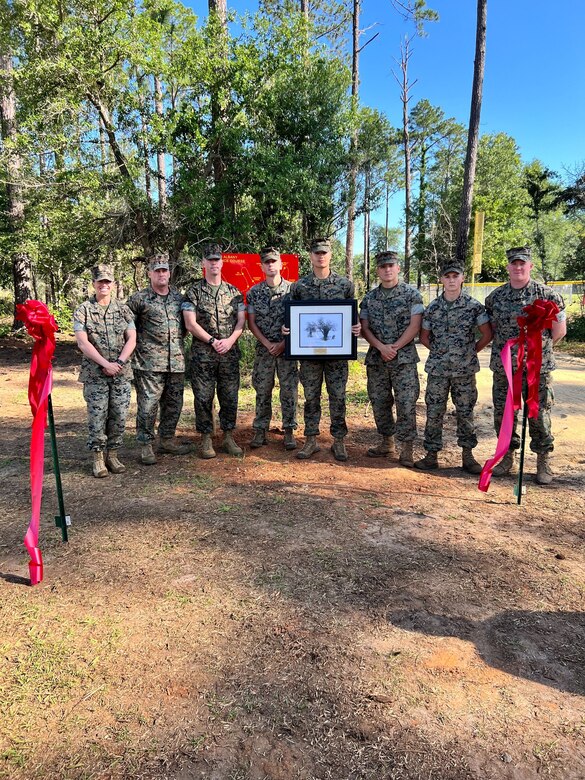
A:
[200,434,217,459]
[92,451,108,478]
[492,449,516,476]
[461,447,482,474]
[399,441,415,468]
[414,450,439,470]
[222,431,243,456]
[159,437,192,455]
[331,437,348,462]
[535,452,554,485]
[296,435,320,460]
[250,429,267,448]
[367,435,397,458]
[283,428,297,451]
[105,450,126,474]
[141,443,157,465]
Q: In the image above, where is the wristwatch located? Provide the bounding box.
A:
[116,358,127,366]
[208,337,215,345]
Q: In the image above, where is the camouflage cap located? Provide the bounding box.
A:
[440,259,464,276]
[375,250,400,266]
[91,264,115,282]
[203,243,222,260]
[506,246,532,263]
[260,246,281,263]
[148,253,170,272]
[310,237,331,253]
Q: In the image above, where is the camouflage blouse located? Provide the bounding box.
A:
[73,297,135,382]
[485,280,565,374]
[422,292,489,376]
[360,282,424,366]
[247,278,292,345]
[127,287,186,373]
[290,271,354,301]
[182,279,245,360]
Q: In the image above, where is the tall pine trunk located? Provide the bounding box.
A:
[0,53,32,328]
[153,74,167,210]
[397,38,413,282]
[345,0,360,281]
[456,0,487,264]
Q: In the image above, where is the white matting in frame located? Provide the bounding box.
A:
[285,300,357,360]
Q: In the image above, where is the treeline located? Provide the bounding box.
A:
[0,0,584,323]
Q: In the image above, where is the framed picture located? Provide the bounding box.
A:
[285,299,358,360]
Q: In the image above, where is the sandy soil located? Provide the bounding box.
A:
[0,336,584,780]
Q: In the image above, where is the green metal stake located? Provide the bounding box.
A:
[514,373,529,506]
[48,393,70,542]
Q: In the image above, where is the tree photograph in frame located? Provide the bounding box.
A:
[285,300,358,360]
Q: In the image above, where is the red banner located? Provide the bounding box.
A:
[211,253,299,300]
[15,300,58,585]
[479,298,560,492]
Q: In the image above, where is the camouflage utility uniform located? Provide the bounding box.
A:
[127,287,186,443]
[485,280,565,454]
[247,278,298,431]
[360,283,424,442]
[290,271,354,438]
[73,297,135,451]
[182,280,245,433]
[421,292,489,451]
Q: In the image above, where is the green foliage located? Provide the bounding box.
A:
[471,134,530,280]
[238,331,257,377]
[566,315,585,342]
[48,302,74,333]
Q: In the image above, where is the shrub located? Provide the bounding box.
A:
[48,303,74,333]
[566,315,585,342]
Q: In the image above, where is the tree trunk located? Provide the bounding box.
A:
[87,92,154,256]
[415,145,427,287]
[0,53,32,327]
[363,165,371,288]
[208,0,227,27]
[455,0,487,264]
[345,0,360,281]
[385,182,390,249]
[153,74,167,210]
[399,38,413,282]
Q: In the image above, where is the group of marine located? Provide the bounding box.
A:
[73,239,566,487]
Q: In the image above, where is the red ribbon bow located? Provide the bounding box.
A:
[478,298,560,493]
[15,300,58,585]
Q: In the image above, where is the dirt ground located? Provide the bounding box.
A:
[1,335,584,780]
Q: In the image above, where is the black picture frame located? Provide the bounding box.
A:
[284,299,358,360]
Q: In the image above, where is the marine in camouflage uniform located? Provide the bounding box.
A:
[73,264,136,477]
[127,255,190,464]
[413,260,492,474]
[360,250,424,467]
[289,238,358,462]
[247,247,298,450]
[485,246,566,484]
[182,244,246,457]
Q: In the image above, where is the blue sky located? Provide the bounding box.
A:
[186,0,584,176]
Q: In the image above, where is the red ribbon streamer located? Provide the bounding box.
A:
[479,298,560,492]
[15,300,58,585]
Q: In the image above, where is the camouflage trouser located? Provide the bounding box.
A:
[492,371,554,453]
[134,370,185,443]
[299,359,348,438]
[190,354,240,433]
[423,373,478,452]
[252,350,299,430]
[366,361,420,442]
[83,376,132,451]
